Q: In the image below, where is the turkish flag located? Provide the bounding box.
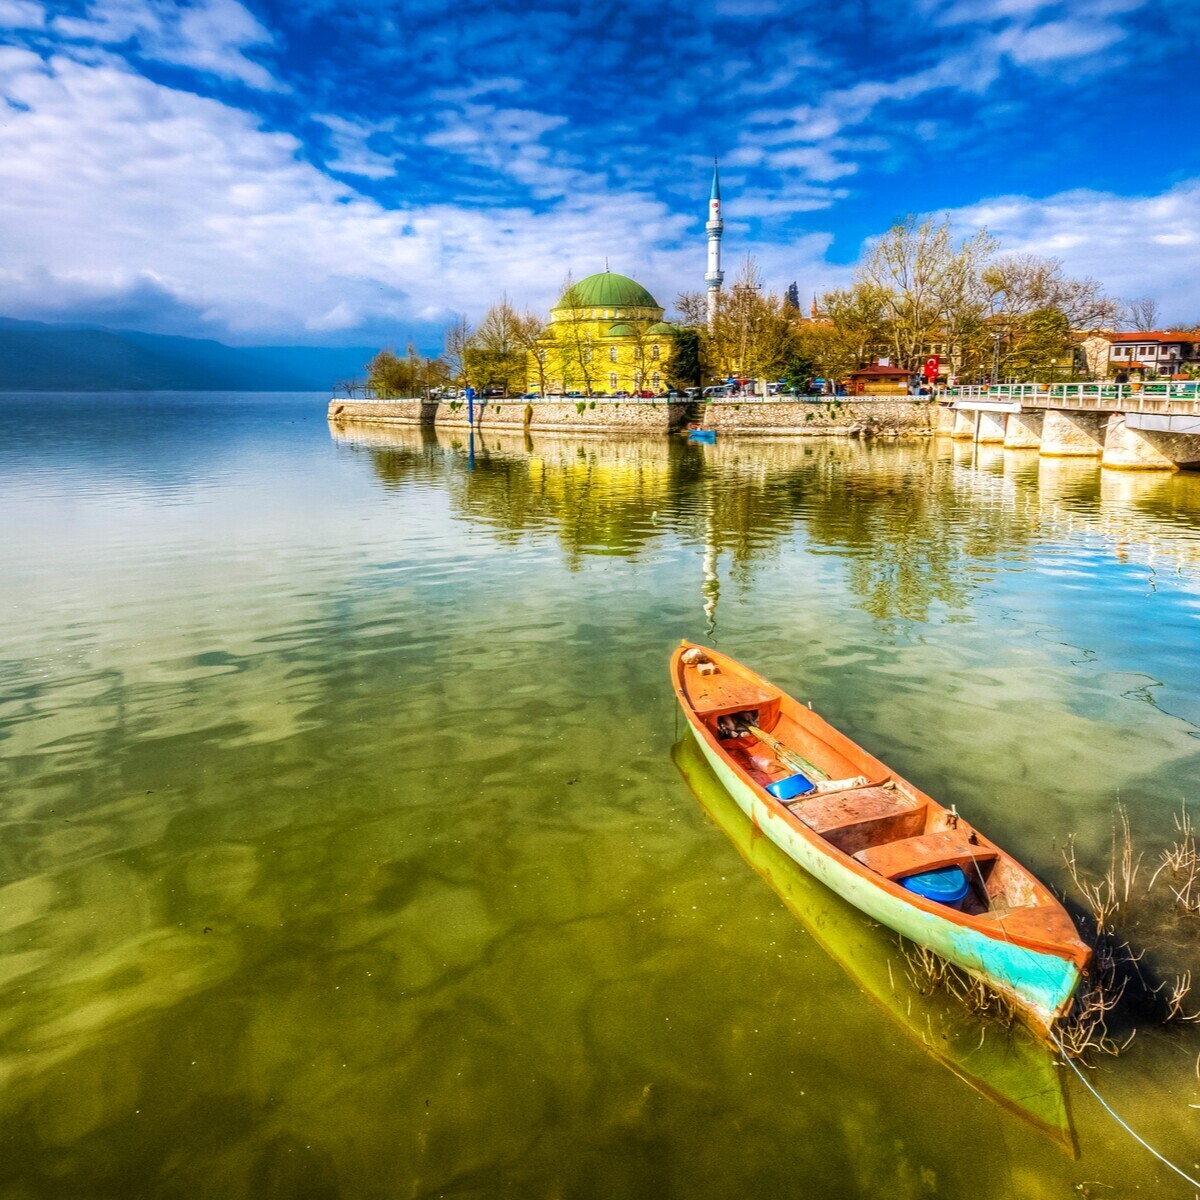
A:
[923,355,940,379]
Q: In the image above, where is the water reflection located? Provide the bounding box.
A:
[1,398,1198,1197]
[672,731,1076,1152]
[333,424,1200,629]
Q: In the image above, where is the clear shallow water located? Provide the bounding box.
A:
[1,394,1198,1198]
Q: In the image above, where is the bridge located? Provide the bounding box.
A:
[943,383,1200,470]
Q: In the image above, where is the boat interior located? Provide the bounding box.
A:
[682,655,1042,923]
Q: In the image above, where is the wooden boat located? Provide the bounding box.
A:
[672,731,1077,1151]
[670,641,1092,1035]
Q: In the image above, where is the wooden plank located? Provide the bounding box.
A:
[852,832,997,881]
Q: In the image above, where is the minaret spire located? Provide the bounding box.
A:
[705,158,724,331]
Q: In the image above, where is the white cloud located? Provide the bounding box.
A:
[0,49,831,339]
[950,182,1200,320]
[0,0,44,29]
[312,113,398,180]
[53,0,282,91]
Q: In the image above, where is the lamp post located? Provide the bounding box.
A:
[991,332,1001,384]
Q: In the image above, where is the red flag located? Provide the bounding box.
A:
[923,355,940,379]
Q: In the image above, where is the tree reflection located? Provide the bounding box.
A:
[333,423,1200,625]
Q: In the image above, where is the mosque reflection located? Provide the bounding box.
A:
[332,424,1200,629]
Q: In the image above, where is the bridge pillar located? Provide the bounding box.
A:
[951,409,976,440]
[1040,409,1106,457]
[974,410,1007,443]
[934,404,957,435]
[1003,410,1043,449]
[1102,415,1197,470]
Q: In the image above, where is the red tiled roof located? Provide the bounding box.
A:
[848,364,912,377]
[1107,331,1197,343]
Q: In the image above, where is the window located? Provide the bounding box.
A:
[609,346,618,362]
[651,343,660,360]
[584,348,592,363]
[651,372,660,388]
[1139,346,1152,356]
[609,373,618,390]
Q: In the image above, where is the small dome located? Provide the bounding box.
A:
[607,322,636,337]
[646,321,676,335]
[555,271,659,310]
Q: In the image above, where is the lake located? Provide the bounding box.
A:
[1,392,1198,1198]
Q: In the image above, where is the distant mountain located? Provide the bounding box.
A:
[0,317,378,391]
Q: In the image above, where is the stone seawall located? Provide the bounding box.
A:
[699,397,940,437]
[328,396,942,438]
[327,398,687,433]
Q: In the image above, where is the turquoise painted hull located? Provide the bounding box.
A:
[690,724,1081,1032]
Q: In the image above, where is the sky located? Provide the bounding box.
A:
[2,0,1199,349]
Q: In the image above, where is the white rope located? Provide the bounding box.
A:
[1050,1030,1200,1190]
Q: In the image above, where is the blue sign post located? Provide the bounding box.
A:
[465,386,476,427]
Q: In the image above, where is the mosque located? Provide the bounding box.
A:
[527,164,724,395]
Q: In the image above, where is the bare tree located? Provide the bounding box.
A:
[1125,295,1162,332]
[470,298,525,395]
[442,315,473,389]
[857,216,995,370]
[672,290,708,326]
[554,273,595,395]
[513,310,548,396]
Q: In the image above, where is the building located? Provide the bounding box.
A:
[1102,331,1200,378]
[846,364,913,395]
[528,270,679,395]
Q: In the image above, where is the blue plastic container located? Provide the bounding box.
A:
[765,773,815,801]
[901,865,970,909]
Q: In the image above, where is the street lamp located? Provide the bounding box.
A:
[991,332,1001,384]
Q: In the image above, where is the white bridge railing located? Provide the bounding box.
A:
[948,381,1200,415]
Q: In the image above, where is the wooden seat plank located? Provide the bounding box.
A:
[789,787,916,833]
[852,831,997,881]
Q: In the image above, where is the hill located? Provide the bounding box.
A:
[0,318,377,391]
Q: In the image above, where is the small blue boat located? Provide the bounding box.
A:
[688,428,717,442]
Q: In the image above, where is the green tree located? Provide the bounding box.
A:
[665,326,704,390]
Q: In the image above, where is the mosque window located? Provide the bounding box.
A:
[609,346,618,362]
[609,373,618,390]
[651,344,660,360]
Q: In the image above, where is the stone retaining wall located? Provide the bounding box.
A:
[327,398,687,433]
[699,397,940,437]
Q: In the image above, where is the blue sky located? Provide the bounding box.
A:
[2,0,1199,348]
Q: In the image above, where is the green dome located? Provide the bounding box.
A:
[646,321,676,335]
[607,322,636,337]
[556,271,659,310]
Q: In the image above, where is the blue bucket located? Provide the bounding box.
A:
[765,773,815,801]
[901,866,970,909]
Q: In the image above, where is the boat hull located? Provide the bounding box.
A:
[687,723,1081,1033]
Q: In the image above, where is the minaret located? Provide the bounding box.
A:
[705,160,724,330]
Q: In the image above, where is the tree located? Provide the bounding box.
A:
[672,290,708,326]
[785,281,800,311]
[1125,295,1162,331]
[554,273,596,394]
[513,310,548,395]
[857,216,995,370]
[1004,308,1072,381]
[366,343,445,397]
[442,315,474,389]
[982,254,1120,379]
[469,298,525,395]
[665,326,704,390]
[708,257,802,391]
